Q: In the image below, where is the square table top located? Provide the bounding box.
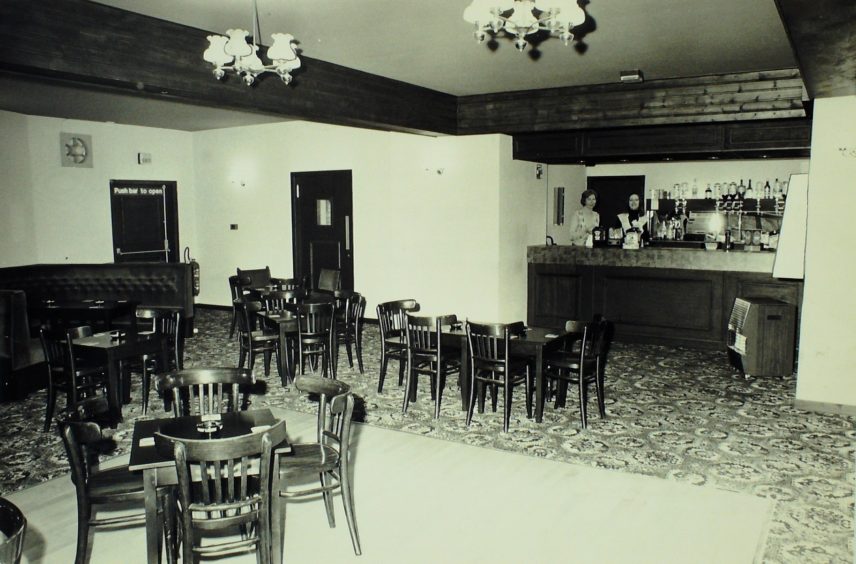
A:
[128,408,284,471]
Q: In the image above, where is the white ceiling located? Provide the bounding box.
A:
[0,0,799,131]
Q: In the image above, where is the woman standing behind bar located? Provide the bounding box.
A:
[568,189,600,246]
[617,193,650,240]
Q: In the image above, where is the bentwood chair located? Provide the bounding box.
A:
[135,308,183,414]
[465,321,534,433]
[376,299,420,393]
[262,289,307,313]
[236,300,281,378]
[271,376,360,562]
[228,275,248,340]
[543,318,610,429]
[403,314,459,418]
[271,277,304,291]
[335,292,366,374]
[56,396,175,564]
[154,420,287,564]
[294,301,337,378]
[40,326,107,432]
[157,367,256,416]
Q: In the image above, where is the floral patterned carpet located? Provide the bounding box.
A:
[1,308,853,563]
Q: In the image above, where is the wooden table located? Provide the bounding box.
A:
[441,325,573,423]
[128,408,285,564]
[72,330,167,424]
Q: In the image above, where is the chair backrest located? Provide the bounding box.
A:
[405,314,456,357]
[236,266,271,288]
[65,325,94,376]
[55,396,113,490]
[154,420,287,559]
[317,269,341,293]
[262,289,306,312]
[273,278,303,291]
[228,275,243,301]
[466,320,525,372]
[343,292,365,330]
[39,326,66,376]
[236,300,263,335]
[376,299,420,342]
[296,301,335,338]
[294,376,353,447]
[158,368,256,416]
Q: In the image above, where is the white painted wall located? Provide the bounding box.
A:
[192,122,542,321]
[545,164,587,245]
[0,111,37,265]
[498,137,548,322]
[796,96,856,408]
[0,110,197,266]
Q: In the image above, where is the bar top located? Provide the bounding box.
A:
[527,245,776,273]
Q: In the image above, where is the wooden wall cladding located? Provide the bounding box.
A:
[0,0,457,135]
[528,263,803,350]
[460,69,807,135]
[513,118,812,164]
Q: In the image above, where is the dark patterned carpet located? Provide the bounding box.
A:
[1,308,853,563]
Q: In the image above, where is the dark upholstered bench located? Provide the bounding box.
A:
[0,263,195,400]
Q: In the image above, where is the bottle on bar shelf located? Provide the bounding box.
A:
[745,180,754,199]
[764,180,772,199]
[737,178,746,199]
[705,183,713,199]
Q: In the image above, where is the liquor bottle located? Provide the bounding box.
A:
[745,179,754,199]
[774,178,783,199]
[705,183,713,199]
[737,178,746,199]
[692,179,699,198]
[764,180,771,199]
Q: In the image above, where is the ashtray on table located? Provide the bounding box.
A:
[196,420,224,434]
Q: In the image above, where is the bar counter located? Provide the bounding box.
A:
[527,244,801,349]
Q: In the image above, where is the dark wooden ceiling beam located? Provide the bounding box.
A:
[0,0,458,135]
[775,0,856,99]
[457,69,808,134]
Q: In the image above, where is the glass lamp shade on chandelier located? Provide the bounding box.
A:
[463,0,586,51]
[203,0,301,86]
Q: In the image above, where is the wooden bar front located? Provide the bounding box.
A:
[527,246,803,350]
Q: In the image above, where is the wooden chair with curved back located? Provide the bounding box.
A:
[56,396,175,564]
[235,300,281,379]
[135,308,183,414]
[154,420,287,564]
[403,313,459,418]
[543,317,610,428]
[375,299,420,393]
[294,301,337,379]
[335,291,366,375]
[157,367,256,417]
[271,376,360,562]
[465,320,534,433]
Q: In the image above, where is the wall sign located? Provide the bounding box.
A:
[60,132,93,168]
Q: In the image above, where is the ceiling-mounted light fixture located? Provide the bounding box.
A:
[619,69,644,83]
[203,0,301,86]
[463,0,586,52]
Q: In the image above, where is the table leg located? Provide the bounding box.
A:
[105,357,123,423]
[535,347,544,423]
[459,336,469,411]
[143,468,161,564]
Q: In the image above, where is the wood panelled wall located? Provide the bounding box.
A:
[0,0,820,138]
[0,0,458,135]
[458,70,807,134]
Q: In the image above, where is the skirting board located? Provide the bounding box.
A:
[793,399,856,417]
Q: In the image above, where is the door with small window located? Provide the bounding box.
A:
[291,170,354,290]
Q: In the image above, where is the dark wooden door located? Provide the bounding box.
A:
[586,176,646,231]
[110,180,179,263]
[291,171,354,290]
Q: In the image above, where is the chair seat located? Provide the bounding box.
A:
[280,443,339,475]
[250,330,278,342]
[88,465,149,502]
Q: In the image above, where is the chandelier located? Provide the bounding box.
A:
[463,0,586,52]
[202,0,301,86]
